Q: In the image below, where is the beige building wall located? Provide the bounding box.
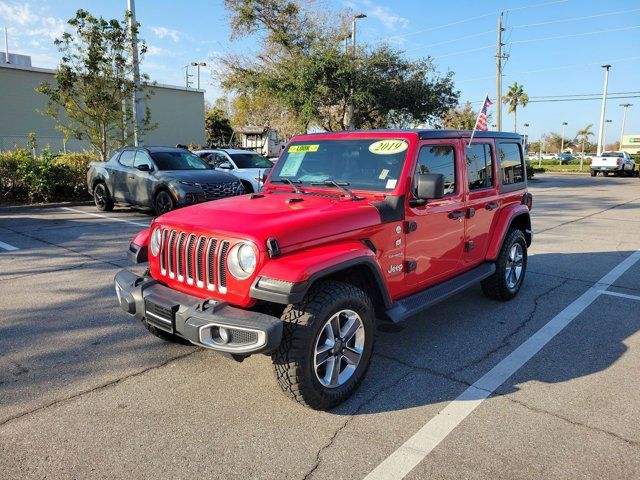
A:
[0,63,205,153]
[620,134,640,155]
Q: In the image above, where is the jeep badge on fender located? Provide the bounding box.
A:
[114,129,532,410]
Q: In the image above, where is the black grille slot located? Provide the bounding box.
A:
[176,232,186,280]
[206,238,218,290]
[160,229,168,273]
[200,182,241,200]
[228,329,258,345]
[185,234,196,283]
[167,231,177,277]
[219,241,230,291]
[196,236,206,286]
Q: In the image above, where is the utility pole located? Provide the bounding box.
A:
[619,103,632,148]
[596,65,611,156]
[523,123,529,151]
[561,122,568,153]
[4,26,9,63]
[128,0,143,146]
[347,13,366,131]
[495,13,506,131]
[604,119,612,148]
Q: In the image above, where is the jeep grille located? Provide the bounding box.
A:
[158,228,231,293]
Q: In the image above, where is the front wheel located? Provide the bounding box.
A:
[482,229,528,301]
[272,281,375,410]
[590,170,597,177]
[154,190,175,216]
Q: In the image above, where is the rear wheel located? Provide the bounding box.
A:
[482,229,528,301]
[590,170,597,177]
[93,182,114,211]
[272,281,375,410]
[154,190,175,216]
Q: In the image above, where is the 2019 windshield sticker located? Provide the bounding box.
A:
[369,140,408,155]
[288,144,319,153]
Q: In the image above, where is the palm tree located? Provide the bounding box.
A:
[574,124,594,171]
[503,82,529,133]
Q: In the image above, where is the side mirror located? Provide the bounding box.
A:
[219,161,233,170]
[410,173,444,206]
[136,164,152,172]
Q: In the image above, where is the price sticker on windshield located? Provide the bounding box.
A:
[369,140,408,155]
[288,144,319,153]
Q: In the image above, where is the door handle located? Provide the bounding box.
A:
[485,202,499,211]
[449,210,465,219]
[129,175,136,179]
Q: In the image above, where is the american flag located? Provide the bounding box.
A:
[475,95,493,131]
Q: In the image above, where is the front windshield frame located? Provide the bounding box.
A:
[269,138,410,193]
[149,150,211,171]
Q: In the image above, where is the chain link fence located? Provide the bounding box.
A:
[0,135,89,156]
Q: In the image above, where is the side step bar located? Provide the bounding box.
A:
[385,263,496,323]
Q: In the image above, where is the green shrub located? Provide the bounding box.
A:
[0,147,98,203]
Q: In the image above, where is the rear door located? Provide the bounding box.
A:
[127,150,154,206]
[463,140,500,265]
[112,149,136,203]
[404,139,466,288]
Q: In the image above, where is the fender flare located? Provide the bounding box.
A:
[128,228,150,263]
[486,204,532,260]
[250,246,392,307]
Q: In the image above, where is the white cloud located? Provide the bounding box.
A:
[150,26,183,42]
[369,5,408,30]
[146,45,177,57]
[0,1,37,26]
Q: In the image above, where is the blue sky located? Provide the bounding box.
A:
[1,0,639,143]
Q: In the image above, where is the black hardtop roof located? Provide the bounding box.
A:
[118,146,190,152]
[300,129,522,141]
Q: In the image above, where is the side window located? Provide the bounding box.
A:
[118,150,135,167]
[133,151,153,169]
[414,145,456,195]
[213,153,232,168]
[498,143,524,185]
[467,143,494,190]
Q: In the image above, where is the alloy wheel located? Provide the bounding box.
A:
[505,243,524,289]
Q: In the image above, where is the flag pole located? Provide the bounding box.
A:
[467,93,489,148]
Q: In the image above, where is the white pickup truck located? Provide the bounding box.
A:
[590,151,636,177]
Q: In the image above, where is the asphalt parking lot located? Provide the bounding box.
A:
[1,173,639,479]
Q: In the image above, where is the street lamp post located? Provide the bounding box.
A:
[191,61,206,89]
[347,13,366,130]
[127,0,143,146]
[523,122,529,150]
[604,119,612,148]
[597,65,611,155]
[619,103,633,148]
[561,122,568,153]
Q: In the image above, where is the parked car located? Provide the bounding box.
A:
[590,151,636,177]
[556,153,574,164]
[115,130,532,410]
[194,148,273,193]
[87,146,244,215]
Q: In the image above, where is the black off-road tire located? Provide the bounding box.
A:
[154,190,175,216]
[272,281,375,410]
[142,319,193,345]
[590,170,597,177]
[481,229,528,301]
[93,182,114,211]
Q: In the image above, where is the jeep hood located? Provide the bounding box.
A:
[155,191,387,250]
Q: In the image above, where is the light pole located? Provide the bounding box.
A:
[347,13,366,130]
[128,0,143,146]
[191,61,206,89]
[604,119,612,148]
[619,103,632,148]
[561,122,568,153]
[522,123,529,152]
[597,65,611,155]
[183,64,194,88]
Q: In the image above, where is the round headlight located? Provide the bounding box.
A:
[227,242,257,279]
[150,227,161,256]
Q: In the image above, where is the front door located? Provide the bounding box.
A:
[463,140,501,265]
[113,149,136,203]
[127,150,154,206]
[404,140,466,288]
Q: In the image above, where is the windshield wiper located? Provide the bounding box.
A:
[311,180,361,200]
[271,178,303,194]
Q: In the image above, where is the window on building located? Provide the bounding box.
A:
[467,143,494,190]
[414,145,456,195]
[498,143,524,185]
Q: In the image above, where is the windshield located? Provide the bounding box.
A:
[150,151,210,170]
[230,153,273,169]
[270,139,409,192]
[602,152,622,157]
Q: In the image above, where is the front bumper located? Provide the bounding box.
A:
[114,269,282,354]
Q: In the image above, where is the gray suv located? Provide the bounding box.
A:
[87,146,244,215]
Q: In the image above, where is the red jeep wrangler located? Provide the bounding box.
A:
[115,130,532,410]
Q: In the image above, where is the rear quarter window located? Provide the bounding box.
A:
[498,143,525,186]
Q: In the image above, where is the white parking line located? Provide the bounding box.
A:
[61,207,150,228]
[600,290,640,302]
[364,250,640,480]
[0,240,19,251]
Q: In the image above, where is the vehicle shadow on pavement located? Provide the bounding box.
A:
[1,249,638,421]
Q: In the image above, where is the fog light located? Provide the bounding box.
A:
[185,193,196,204]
